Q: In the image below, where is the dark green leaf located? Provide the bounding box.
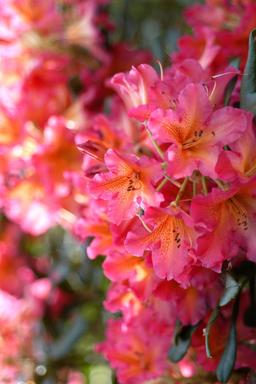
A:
[224,75,238,106]
[216,322,237,383]
[49,316,87,361]
[244,276,256,327]
[219,274,240,307]
[229,57,240,69]
[244,306,256,327]
[216,294,240,383]
[240,29,256,114]
[168,324,197,363]
[205,307,219,358]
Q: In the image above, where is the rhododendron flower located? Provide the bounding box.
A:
[0,289,38,359]
[4,178,58,235]
[104,283,143,322]
[97,313,172,384]
[154,268,222,325]
[149,83,248,178]
[4,0,63,34]
[88,149,163,225]
[103,250,158,300]
[125,207,197,282]
[184,0,256,70]
[17,57,71,127]
[216,123,256,181]
[192,291,256,373]
[110,64,159,112]
[74,215,113,259]
[172,27,220,69]
[191,178,256,270]
[63,1,109,62]
[0,223,34,295]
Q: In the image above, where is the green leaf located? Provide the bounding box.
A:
[168,324,197,363]
[205,307,219,358]
[49,315,87,361]
[229,57,240,69]
[216,294,240,383]
[205,275,242,359]
[216,322,237,383]
[219,274,240,307]
[224,75,238,106]
[244,275,256,327]
[240,29,256,114]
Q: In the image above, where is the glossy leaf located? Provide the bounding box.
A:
[224,75,238,106]
[244,276,256,327]
[216,295,240,383]
[168,324,197,363]
[216,322,237,383]
[240,29,256,115]
[219,274,240,307]
[205,307,219,358]
[49,316,87,361]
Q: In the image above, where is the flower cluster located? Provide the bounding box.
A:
[79,2,256,383]
[0,0,150,236]
[0,0,256,383]
[174,0,256,72]
[0,0,150,381]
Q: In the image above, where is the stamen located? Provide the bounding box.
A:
[146,128,165,160]
[209,80,217,102]
[214,179,228,191]
[136,212,152,233]
[156,177,168,191]
[193,179,197,197]
[171,177,189,206]
[211,71,240,79]
[201,176,208,195]
[156,60,164,81]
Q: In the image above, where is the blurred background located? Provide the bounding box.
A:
[109,0,194,62]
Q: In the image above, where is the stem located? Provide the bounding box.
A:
[156,60,164,81]
[136,213,152,233]
[171,177,189,206]
[161,162,181,188]
[163,174,181,188]
[201,176,208,195]
[146,128,165,160]
[214,179,228,191]
[192,179,197,197]
[156,177,168,191]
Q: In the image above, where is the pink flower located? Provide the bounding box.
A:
[110,64,159,112]
[149,83,248,178]
[88,149,163,225]
[103,250,157,300]
[172,27,220,69]
[191,178,256,270]
[154,268,222,325]
[125,207,197,282]
[17,56,71,127]
[216,123,256,182]
[97,312,172,384]
[74,216,113,259]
